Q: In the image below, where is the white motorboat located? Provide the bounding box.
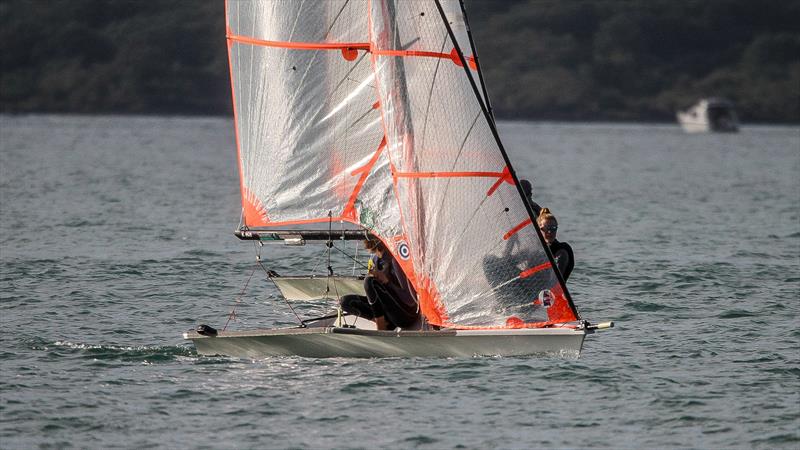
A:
[677,97,740,133]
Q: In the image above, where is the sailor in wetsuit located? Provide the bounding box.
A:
[519,179,542,218]
[537,208,574,281]
[340,239,419,330]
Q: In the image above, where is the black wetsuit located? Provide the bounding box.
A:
[340,252,418,328]
[527,197,542,219]
[549,239,574,281]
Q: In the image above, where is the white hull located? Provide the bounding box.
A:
[184,326,588,358]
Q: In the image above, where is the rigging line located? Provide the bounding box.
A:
[323,0,351,41]
[256,259,305,327]
[331,243,369,270]
[394,170,503,178]
[222,264,258,332]
[458,0,494,121]
[310,244,326,276]
[348,102,377,129]
[352,238,359,275]
[419,35,448,153]
[433,0,580,320]
[324,213,333,309]
[329,51,371,98]
[330,276,346,327]
[326,211,334,277]
[228,34,371,51]
[428,111,481,256]
[290,0,309,43]
[347,97,382,140]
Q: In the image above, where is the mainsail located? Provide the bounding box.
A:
[226,0,579,328]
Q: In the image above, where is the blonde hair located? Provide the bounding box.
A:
[537,207,557,225]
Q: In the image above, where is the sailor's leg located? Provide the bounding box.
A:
[367,280,415,329]
[340,294,379,320]
[380,295,418,329]
[364,278,393,329]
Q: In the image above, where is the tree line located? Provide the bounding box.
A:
[2,0,798,122]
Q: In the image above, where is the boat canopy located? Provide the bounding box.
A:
[226,0,579,328]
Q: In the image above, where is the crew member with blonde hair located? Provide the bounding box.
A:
[537,208,574,281]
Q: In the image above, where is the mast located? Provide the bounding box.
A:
[457,0,495,121]
[433,0,580,320]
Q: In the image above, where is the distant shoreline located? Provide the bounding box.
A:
[2,0,798,123]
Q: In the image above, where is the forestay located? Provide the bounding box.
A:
[225,0,579,329]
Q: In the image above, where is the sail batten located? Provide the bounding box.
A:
[228,34,371,51]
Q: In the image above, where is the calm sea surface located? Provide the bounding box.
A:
[1,115,798,449]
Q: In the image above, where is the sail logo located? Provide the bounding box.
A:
[397,241,410,260]
[538,289,555,308]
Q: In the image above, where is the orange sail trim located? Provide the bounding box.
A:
[394,170,505,179]
[486,166,515,196]
[226,1,249,225]
[342,137,387,221]
[227,33,370,51]
[373,49,450,58]
[373,48,477,70]
[520,262,553,279]
[449,48,478,70]
[385,236,450,326]
[503,218,533,240]
[241,187,269,227]
[227,33,476,70]
[416,275,449,326]
[450,320,579,330]
[251,216,352,227]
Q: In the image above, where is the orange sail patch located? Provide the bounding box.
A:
[342,137,387,221]
[449,48,477,70]
[241,187,269,227]
[503,218,533,240]
[546,284,578,323]
[227,32,478,71]
[486,166,515,196]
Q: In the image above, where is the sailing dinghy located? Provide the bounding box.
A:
[184,0,612,358]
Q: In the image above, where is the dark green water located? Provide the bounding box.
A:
[1,116,798,448]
